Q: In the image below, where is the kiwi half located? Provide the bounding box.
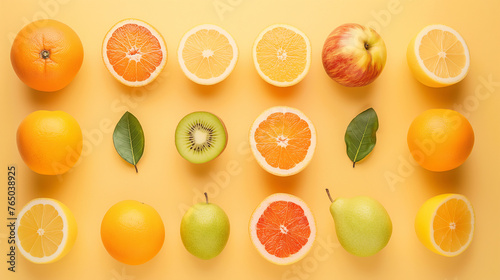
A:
[175,111,227,164]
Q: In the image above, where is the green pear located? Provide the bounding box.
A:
[180,193,230,260]
[326,189,392,257]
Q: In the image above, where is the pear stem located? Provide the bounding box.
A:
[325,188,333,202]
[204,192,208,204]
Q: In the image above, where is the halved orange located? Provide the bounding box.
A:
[253,24,311,87]
[415,194,474,257]
[249,106,316,176]
[178,24,238,85]
[102,19,167,87]
[249,193,316,265]
[407,25,470,87]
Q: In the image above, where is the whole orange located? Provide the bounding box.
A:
[101,200,165,265]
[11,19,84,92]
[17,110,83,175]
[407,109,474,172]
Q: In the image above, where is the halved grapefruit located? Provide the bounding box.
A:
[102,19,167,87]
[249,193,316,265]
[249,106,316,176]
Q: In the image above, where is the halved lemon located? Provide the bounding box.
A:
[407,24,470,87]
[249,193,316,265]
[415,194,474,257]
[178,24,238,85]
[15,198,77,264]
[102,19,167,87]
[253,24,311,87]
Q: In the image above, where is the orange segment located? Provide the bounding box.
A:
[250,107,316,176]
[102,19,167,87]
[249,193,316,265]
[253,24,311,87]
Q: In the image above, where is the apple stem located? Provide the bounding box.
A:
[204,192,208,204]
[325,188,333,202]
[364,42,369,50]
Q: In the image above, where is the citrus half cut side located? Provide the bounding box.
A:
[249,106,316,176]
[415,194,474,257]
[102,19,167,87]
[253,24,311,87]
[249,193,316,265]
[407,24,470,87]
[15,198,77,264]
[178,24,238,85]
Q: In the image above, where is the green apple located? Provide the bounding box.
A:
[326,189,392,257]
[180,193,230,260]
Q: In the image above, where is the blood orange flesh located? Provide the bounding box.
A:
[249,193,316,265]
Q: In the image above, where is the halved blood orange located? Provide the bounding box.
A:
[249,106,316,176]
[249,193,316,265]
[102,19,167,87]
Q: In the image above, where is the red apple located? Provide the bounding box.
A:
[322,23,387,87]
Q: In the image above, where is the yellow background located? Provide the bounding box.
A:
[1,0,500,279]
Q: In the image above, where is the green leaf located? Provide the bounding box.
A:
[113,111,145,172]
[345,108,379,168]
